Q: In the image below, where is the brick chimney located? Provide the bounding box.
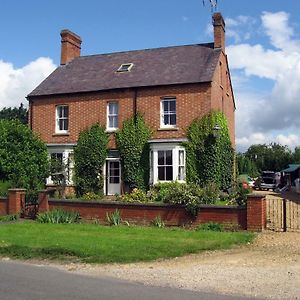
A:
[213,12,225,52]
[60,29,82,65]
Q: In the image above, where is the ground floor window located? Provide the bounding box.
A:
[150,143,186,184]
[47,146,74,185]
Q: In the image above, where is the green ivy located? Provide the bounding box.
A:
[116,113,152,191]
[74,124,108,196]
[184,111,234,190]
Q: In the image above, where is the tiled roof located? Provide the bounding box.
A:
[28,43,221,97]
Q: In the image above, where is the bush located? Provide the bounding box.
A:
[82,192,103,201]
[226,182,251,206]
[196,222,224,232]
[150,182,220,217]
[0,119,49,189]
[116,113,152,191]
[117,188,149,203]
[74,124,108,197]
[0,180,13,197]
[36,209,80,224]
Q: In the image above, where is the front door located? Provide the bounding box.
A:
[106,160,121,195]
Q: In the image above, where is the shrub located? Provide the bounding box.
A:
[0,180,13,197]
[82,192,102,201]
[0,119,49,189]
[196,222,224,232]
[74,124,108,197]
[226,182,251,206]
[117,188,149,203]
[36,209,80,224]
[116,113,152,191]
[151,216,165,228]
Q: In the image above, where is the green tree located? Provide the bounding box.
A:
[74,124,109,196]
[236,153,259,177]
[292,147,300,164]
[0,119,49,189]
[0,103,28,124]
[245,143,291,172]
[185,111,234,190]
[116,113,152,191]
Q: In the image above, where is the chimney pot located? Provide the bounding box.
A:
[60,29,82,65]
[213,12,225,52]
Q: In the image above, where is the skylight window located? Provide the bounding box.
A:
[117,63,134,72]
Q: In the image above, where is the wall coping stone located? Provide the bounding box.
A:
[0,197,7,200]
[48,199,244,210]
[247,193,266,198]
[8,189,26,192]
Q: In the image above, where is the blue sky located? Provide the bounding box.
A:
[1,0,300,151]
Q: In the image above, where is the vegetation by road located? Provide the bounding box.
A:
[0,223,253,263]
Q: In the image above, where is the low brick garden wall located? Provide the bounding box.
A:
[48,199,247,229]
[1,189,266,231]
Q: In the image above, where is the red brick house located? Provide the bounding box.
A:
[27,12,235,195]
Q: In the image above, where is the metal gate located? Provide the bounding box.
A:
[267,194,300,232]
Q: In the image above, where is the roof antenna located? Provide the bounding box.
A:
[202,0,218,13]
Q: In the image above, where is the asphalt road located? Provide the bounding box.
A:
[0,260,258,300]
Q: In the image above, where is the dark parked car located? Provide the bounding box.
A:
[254,171,276,191]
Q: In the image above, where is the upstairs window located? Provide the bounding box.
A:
[107,102,119,130]
[117,63,134,72]
[161,98,176,128]
[56,105,69,133]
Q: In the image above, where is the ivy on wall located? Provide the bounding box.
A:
[74,124,109,196]
[184,111,234,190]
[116,113,152,191]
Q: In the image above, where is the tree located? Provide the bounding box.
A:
[74,124,109,196]
[0,119,49,189]
[236,153,259,177]
[0,103,28,124]
[245,143,292,172]
[292,147,300,164]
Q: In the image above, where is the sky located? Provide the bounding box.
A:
[1,0,300,152]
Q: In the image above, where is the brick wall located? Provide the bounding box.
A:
[0,197,7,215]
[48,199,247,229]
[30,82,235,149]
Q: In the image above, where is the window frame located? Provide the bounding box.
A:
[160,97,177,128]
[55,105,69,134]
[106,102,119,131]
[150,144,185,184]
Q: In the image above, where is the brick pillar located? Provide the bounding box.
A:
[247,193,266,231]
[38,190,49,213]
[8,189,26,215]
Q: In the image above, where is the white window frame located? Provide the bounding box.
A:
[160,97,176,128]
[55,105,69,133]
[106,102,119,131]
[47,147,74,185]
[150,143,185,184]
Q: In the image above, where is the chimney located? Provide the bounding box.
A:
[60,29,82,65]
[213,12,225,52]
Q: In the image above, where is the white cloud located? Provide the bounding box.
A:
[227,11,300,151]
[0,57,56,109]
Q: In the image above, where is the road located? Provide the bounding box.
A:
[0,260,257,300]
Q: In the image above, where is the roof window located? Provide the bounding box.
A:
[117,63,134,72]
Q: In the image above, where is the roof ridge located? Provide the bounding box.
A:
[77,42,215,59]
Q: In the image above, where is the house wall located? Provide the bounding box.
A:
[30,82,234,148]
[210,52,235,146]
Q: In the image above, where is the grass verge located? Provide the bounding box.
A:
[0,223,254,264]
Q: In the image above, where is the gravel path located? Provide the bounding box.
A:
[61,231,300,300]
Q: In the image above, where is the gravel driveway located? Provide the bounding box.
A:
[61,231,300,300]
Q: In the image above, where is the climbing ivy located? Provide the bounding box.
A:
[184,111,234,190]
[116,113,152,191]
[74,124,109,196]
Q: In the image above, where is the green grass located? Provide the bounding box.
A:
[0,223,254,264]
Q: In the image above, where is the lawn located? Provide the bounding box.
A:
[0,223,254,263]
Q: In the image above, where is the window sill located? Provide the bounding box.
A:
[157,127,179,131]
[52,133,70,137]
[106,128,118,133]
